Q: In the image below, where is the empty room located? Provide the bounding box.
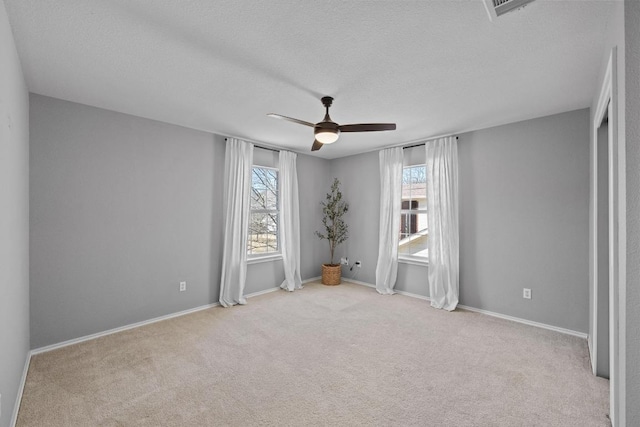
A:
[1,0,638,426]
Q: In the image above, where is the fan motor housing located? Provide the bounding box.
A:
[314,121,339,133]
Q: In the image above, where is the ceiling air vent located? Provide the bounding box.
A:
[482,0,536,21]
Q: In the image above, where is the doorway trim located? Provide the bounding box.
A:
[590,47,620,426]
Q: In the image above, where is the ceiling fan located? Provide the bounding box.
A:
[267,96,396,151]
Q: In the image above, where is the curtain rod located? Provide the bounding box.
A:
[402,136,458,150]
[224,137,280,153]
[223,134,458,153]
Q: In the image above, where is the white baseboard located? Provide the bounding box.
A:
[30,301,220,355]
[19,282,287,424]
[29,277,588,356]
[344,278,375,288]
[587,334,596,374]
[395,289,431,302]
[343,279,587,339]
[244,286,280,298]
[30,280,321,356]
[10,351,31,427]
[457,304,588,339]
[343,278,430,302]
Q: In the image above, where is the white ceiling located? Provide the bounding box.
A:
[5,0,615,159]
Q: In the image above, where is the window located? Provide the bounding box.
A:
[248,166,279,256]
[399,165,428,259]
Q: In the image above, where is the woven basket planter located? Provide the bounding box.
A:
[322,264,342,286]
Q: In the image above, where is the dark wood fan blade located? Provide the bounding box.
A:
[311,140,324,151]
[267,113,315,128]
[338,123,396,132]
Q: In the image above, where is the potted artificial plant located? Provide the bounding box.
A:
[316,178,349,286]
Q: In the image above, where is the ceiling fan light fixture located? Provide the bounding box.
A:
[315,129,340,144]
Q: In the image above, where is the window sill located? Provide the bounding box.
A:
[247,254,283,265]
[398,256,429,267]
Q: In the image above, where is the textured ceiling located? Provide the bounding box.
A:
[5,0,614,159]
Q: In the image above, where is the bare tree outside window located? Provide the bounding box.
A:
[402,165,426,185]
[248,167,279,255]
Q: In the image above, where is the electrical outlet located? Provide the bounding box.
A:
[179,281,187,292]
[523,288,531,299]
[341,257,349,265]
[355,261,362,268]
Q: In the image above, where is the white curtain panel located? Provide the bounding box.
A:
[375,147,403,295]
[279,150,303,292]
[219,138,254,307]
[425,136,459,311]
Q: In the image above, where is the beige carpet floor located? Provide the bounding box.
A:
[17,281,609,426]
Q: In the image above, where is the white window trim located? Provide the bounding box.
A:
[400,208,428,215]
[399,164,429,262]
[398,255,429,267]
[253,165,278,172]
[248,164,281,259]
[247,253,283,264]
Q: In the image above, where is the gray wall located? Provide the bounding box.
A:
[624,0,640,423]
[297,153,331,279]
[29,94,329,349]
[30,94,223,348]
[329,110,590,333]
[329,150,380,283]
[0,1,30,426]
[459,109,590,333]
